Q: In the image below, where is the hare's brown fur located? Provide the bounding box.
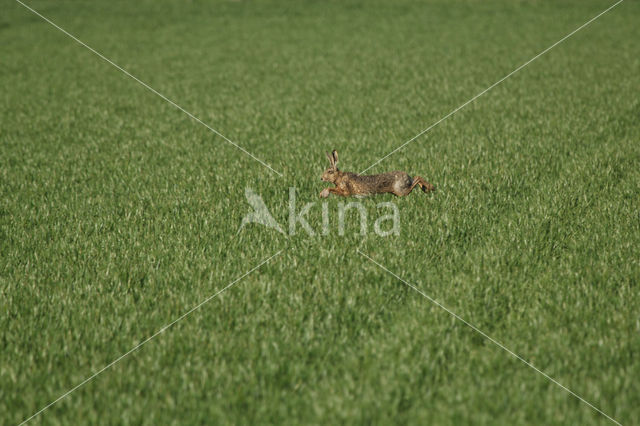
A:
[320,150,434,198]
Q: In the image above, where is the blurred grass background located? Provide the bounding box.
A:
[1,0,639,424]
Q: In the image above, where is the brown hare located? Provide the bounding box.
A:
[320,150,434,198]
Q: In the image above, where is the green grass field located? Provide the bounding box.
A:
[2,0,639,424]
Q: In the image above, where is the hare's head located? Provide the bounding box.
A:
[321,150,340,183]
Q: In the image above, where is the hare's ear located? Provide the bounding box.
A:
[326,151,335,168]
[331,150,338,169]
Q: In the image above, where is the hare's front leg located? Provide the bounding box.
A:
[320,187,349,198]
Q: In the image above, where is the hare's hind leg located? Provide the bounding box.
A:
[392,174,414,196]
[410,176,435,193]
